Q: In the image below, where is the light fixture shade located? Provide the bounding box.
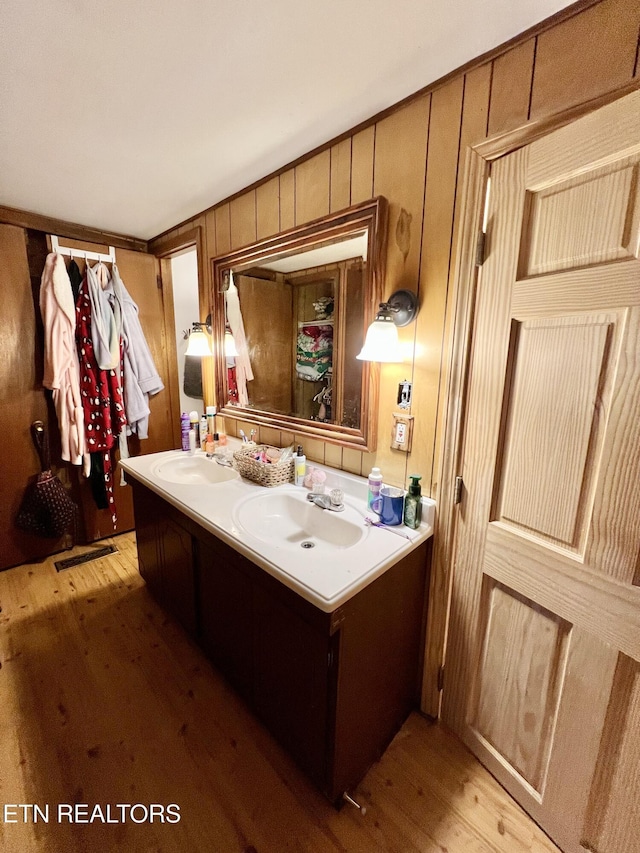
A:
[356,317,403,362]
[224,330,239,357]
[185,329,212,357]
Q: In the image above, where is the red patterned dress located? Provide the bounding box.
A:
[75,271,127,526]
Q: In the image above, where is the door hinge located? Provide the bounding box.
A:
[475,230,486,266]
[156,274,163,289]
[453,475,464,505]
[437,665,445,692]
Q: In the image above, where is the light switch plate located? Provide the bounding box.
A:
[391,413,414,452]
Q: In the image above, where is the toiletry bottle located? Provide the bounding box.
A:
[206,405,216,439]
[199,415,208,450]
[367,466,383,510]
[205,434,214,458]
[403,474,422,529]
[189,410,200,447]
[295,445,306,486]
[180,412,190,451]
[188,428,196,456]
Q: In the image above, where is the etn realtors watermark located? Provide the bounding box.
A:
[2,803,181,824]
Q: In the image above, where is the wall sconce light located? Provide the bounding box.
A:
[356,289,418,362]
[185,320,213,357]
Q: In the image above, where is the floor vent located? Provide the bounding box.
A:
[55,545,117,572]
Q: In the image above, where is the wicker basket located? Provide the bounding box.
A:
[232,445,294,487]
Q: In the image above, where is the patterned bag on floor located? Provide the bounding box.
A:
[15,421,78,539]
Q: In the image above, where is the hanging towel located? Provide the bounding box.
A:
[110,264,164,438]
[183,355,203,398]
[225,274,253,406]
[39,253,86,466]
[87,261,120,370]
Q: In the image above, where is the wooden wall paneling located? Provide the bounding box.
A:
[372,94,431,488]
[0,225,58,569]
[487,39,536,136]
[341,447,362,475]
[230,191,257,251]
[324,443,343,469]
[409,79,464,500]
[279,170,295,231]
[420,72,491,717]
[422,156,489,720]
[295,150,331,226]
[204,209,217,263]
[294,434,325,465]
[256,177,280,240]
[350,126,375,205]
[330,138,352,213]
[214,204,231,257]
[430,66,492,501]
[258,425,282,447]
[529,0,640,120]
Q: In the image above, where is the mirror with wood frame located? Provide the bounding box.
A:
[211,197,388,451]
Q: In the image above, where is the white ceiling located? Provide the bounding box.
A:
[0,0,575,240]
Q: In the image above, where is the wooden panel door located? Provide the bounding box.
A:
[443,89,640,853]
[0,225,53,569]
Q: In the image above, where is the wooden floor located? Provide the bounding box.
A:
[0,532,560,853]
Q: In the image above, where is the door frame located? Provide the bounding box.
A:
[422,75,640,718]
[153,226,212,446]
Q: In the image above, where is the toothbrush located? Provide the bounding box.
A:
[364,517,412,540]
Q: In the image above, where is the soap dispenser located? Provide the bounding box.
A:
[403,475,422,529]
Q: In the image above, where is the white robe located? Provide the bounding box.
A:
[39,253,86,466]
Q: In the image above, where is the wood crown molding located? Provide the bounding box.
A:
[0,204,148,252]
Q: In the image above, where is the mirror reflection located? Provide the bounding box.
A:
[211,198,388,450]
[226,232,366,428]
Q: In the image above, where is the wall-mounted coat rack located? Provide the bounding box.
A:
[50,234,116,264]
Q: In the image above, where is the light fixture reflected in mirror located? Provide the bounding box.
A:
[356,289,418,362]
[185,321,213,357]
[224,328,238,357]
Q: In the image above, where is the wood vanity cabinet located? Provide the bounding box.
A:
[132,484,197,637]
[130,480,429,804]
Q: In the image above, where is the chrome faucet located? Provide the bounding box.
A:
[306,492,344,512]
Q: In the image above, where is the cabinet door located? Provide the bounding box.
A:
[253,582,333,789]
[197,536,253,700]
[131,484,163,597]
[160,517,196,637]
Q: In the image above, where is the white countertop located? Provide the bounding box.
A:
[119,444,434,613]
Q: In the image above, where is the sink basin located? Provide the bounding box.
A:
[233,488,366,551]
[152,454,239,485]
